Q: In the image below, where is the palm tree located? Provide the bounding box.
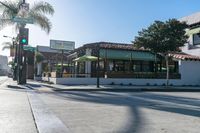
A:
[0,0,54,81]
[0,0,54,33]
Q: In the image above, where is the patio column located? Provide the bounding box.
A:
[85,48,92,77]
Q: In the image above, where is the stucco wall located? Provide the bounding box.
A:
[179,60,200,85]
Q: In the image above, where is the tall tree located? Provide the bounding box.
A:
[0,0,54,33]
[133,19,188,86]
[0,0,54,82]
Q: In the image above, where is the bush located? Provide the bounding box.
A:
[110,82,115,85]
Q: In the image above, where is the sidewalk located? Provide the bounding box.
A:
[27,80,200,92]
[0,79,38,133]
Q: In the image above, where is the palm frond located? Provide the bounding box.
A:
[0,0,54,33]
[0,0,18,14]
[30,1,54,16]
[30,12,52,34]
[0,18,14,30]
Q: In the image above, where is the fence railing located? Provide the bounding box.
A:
[43,71,181,79]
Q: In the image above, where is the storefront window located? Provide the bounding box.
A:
[125,61,130,71]
[133,61,141,72]
[142,61,150,72]
[78,62,85,74]
[99,61,104,70]
[114,61,124,71]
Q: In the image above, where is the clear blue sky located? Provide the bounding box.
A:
[1,0,200,56]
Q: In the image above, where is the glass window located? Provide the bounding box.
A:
[99,61,104,70]
[124,61,130,71]
[142,61,150,72]
[133,61,141,72]
[193,34,200,45]
[78,62,85,74]
[115,61,124,71]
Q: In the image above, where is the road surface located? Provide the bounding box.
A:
[0,77,200,133]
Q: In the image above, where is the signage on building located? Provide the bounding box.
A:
[50,40,75,51]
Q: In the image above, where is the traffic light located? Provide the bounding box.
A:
[19,27,29,45]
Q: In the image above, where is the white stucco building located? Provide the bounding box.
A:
[180,12,200,56]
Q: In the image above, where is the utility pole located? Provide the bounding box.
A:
[13,36,18,81]
[97,44,100,88]
[17,0,29,84]
[61,49,64,78]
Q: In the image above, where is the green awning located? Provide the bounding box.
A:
[186,27,200,36]
[100,49,157,61]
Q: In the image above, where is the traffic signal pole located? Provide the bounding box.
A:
[17,27,29,84]
[17,37,23,84]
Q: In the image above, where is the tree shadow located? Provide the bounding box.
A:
[47,91,200,133]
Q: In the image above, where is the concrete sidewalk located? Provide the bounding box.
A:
[27,80,200,92]
[0,79,38,133]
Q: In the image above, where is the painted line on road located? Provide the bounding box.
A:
[27,90,70,133]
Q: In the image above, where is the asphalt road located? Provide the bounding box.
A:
[32,84,200,133]
[0,77,200,133]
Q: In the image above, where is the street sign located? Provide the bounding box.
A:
[12,17,34,24]
[50,40,75,51]
[23,45,36,52]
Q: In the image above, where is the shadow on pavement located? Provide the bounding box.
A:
[47,91,200,133]
[7,85,26,90]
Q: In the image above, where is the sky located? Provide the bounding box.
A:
[1,0,200,56]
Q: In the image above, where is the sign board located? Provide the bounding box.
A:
[23,45,36,52]
[12,17,34,24]
[50,40,75,51]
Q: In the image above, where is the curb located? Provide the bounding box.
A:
[37,84,200,92]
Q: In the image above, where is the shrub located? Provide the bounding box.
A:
[110,82,115,85]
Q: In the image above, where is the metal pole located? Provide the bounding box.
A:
[97,45,100,88]
[61,50,64,77]
[13,38,18,80]
[17,39,23,84]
